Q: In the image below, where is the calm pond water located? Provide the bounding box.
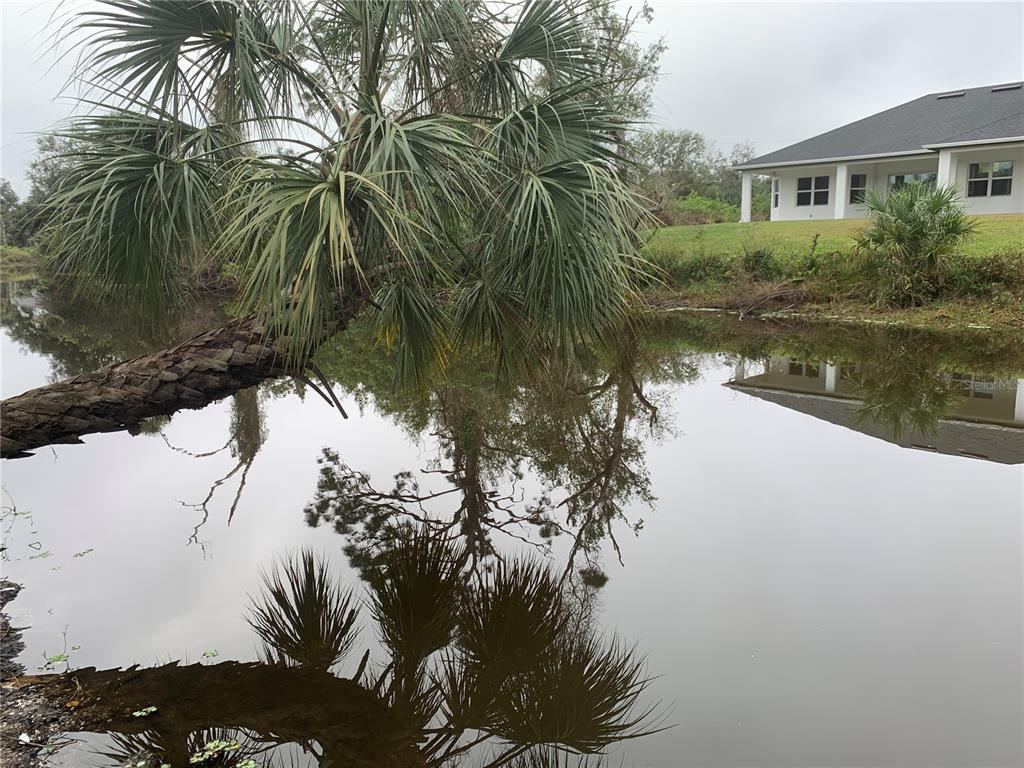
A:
[1,282,1022,767]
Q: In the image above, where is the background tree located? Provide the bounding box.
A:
[632,130,770,223]
[1,137,81,247]
[0,179,19,245]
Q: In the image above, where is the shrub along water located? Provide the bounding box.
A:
[643,207,1022,323]
[852,183,979,307]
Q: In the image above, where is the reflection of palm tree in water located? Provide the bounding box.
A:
[306,322,670,584]
[851,334,963,439]
[156,386,267,546]
[50,534,662,767]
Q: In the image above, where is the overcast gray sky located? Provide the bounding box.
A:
[634,1,1024,154]
[2,1,1023,195]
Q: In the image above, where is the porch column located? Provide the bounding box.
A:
[834,164,848,219]
[740,172,752,223]
[825,363,838,393]
[937,149,957,188]
[734,357,747,382]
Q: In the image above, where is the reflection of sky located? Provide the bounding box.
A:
[2,331,1022,767]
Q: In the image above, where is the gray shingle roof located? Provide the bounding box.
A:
[929,110,1024,146]
[735,83,1024,170]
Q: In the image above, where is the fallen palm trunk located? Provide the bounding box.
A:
[1,300,359,459]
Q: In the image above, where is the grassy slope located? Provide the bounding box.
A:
[0,245,42,283]
[648,212,1024,261]
[642,213,1024,331]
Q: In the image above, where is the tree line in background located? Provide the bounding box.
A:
[1,136,75,248]
[631,130,770,224]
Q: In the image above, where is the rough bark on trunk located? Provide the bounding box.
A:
[1,302,357,459]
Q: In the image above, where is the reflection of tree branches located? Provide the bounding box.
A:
[307,323,678,585]
[161,433,232,458]
[0,280,225,383]
[305,449,559,582]
[541,325,662,583]
[178,387,267,546]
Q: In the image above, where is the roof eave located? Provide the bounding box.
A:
[921,136,1024,150]
[731,148,936,172]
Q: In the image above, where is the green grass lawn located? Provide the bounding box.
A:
[648,212,1024,261]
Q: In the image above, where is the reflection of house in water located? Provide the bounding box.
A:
[727,358,1024,465]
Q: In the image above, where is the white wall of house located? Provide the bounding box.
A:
[768,156,939,222]
[760,145,1024,222]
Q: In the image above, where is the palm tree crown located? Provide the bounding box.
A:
[42,0,654,376]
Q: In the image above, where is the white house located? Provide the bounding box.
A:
[733,82,1024,222]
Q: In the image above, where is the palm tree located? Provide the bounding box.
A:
[854,182,978,307]
[2,0,656,457]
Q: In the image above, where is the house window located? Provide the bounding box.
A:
[968,161,1014,197]
[787,361,820,378]
[993,162,1014,195]
[849,174,868,204]
[888,172,937,189]
[771,178,779,208]
[796,175,829,206]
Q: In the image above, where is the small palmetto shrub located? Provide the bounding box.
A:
[854,183,978,307]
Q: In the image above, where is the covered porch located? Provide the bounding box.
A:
[738,142,1024,222]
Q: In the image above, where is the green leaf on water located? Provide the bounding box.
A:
[189,739,241,763]
[201,649,219,658]
[131,705,158,718]
[38,652,70,671]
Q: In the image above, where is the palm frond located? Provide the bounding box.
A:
[490,631,661,753]
[487,88,629,167]
[480,160,648,352]
[74,0,318,125]
[224,148,418,362]
[451,275,534,380]
[371,275,450,386]
[246,548,360,671]
[458,558,567,677]
[474,0,592,112]
[501,0,592,82]
[506,747,608,768]
[368,528,467,666]
[39,110,229,298]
